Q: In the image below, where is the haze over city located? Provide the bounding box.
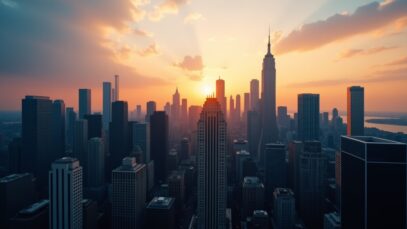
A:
[1,0,407,112]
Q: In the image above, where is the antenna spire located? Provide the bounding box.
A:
[267,25,271,54]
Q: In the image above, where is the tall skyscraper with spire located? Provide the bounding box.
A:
[197,97,227,229]
[260,30,279,154]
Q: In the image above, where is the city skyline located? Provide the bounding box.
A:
[1,0,407,112]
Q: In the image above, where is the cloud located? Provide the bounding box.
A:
[275,0,407,54]
[138,43,159,57]
[184,12,204,24]
[338,46,396,59]
[134,28,153,37]
[286,66,407,88]
[175,55,203,71]
[384,56,407,66]
[148,0,189,21]
[173,55,203,80]
[0,0,167,89]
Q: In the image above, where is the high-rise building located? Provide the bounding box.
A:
[22,95,53,188]
[150,111,169,184]
[73,119,88,168]
[287,141,303,205]
[168,170,185,212]
[197,98,227,229]
[109,101,129,171]
[216,77,227,116]
[52,100,66,158]
[0,173,37,228]
[145,197,175,229]
[298,141,326,229]
[49,157,83,229]
[250,79,259,111]
[324,212,340,229]
[132,122,150,163]
[65,107,77,152]
[229,95,235,122]
[86,138,104,188]
[171,88,180,121]
[112,157,146,229]
[188,105,202,132]
[78,89,91,119]
[180,138,189,161]
[235,150,251,183]
[273,188,295,229]
[244,92,250,117]
[241,176,265,219]
[9,199,49,229]
[248,210,269,229]
[84,114,102,139]
[145,101,156,122]
[114,75,119,101]
[247,111,261,160]
[102,82,111,131]
[164,102,171,115]
[341,136,406,229]
[260,32,279,153]
[181,98,188,129]
[136,105,142,121]
[235,94,241,125]
[347,86,364,136]
[264,144,286,203]
[297,93,320,141]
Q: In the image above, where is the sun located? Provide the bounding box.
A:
[201,84,214,97]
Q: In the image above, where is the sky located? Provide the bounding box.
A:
[0,0,407,113]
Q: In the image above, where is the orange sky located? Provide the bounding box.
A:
[0,0,407,113]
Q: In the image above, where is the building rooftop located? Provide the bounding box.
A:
[147,196,175,209]
[18,199,49,216]
[273,188,294,197]
[324,212,341,225]
[236,150,250,156]
[342,136,405,145]
[243,176,263,188]
[253,210,268,218]
[0,173,31,183]
[24,95,50,100]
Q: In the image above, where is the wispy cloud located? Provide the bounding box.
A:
[148,0,189,21]
[184,12,205,24]
[275,0,407,54]
[174,55,203,80]
[337,46,396,60]
[138,43,159,57]
[286,66,407,88]
[134,28,153,37]
[383,56,407,66]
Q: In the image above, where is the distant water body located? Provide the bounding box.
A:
[340,115,407,134]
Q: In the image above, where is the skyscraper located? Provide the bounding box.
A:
[86,138,104,188]
[132,122,150,163]
[197,98,227,229]
[229,95,235,123]
[216,77,227,117]
[102,82,111,131]
[73,119,88,168]
[250,79,259,111]
[171,88,180,121]
[341,136,406,229]
[347,86,364,136]
[260,32,279,151]
[0,173,37,228]
[298,141,326,229]
[145,101,156,122]
[145,197,175,229]
[52,100,65,158]
[114,75,119,101]
[112,157,146,229]
[65,107,77,152]
[247,110,261,160]
[297,93,320,141]
[22,95,53,188]
[273,188,295,229]
[241,176,265,219]
[109,101,129,171]
[49,157,83,229]
[264,144,286,203]
[236,94,241,124]
[78,89,91,119]
[150,111,169,184]
[84,114,102,139]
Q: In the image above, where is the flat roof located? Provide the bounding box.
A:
[19,200,49,215]
[341,135,405,145]
[0,173,30,183]
[147,196,174,209]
